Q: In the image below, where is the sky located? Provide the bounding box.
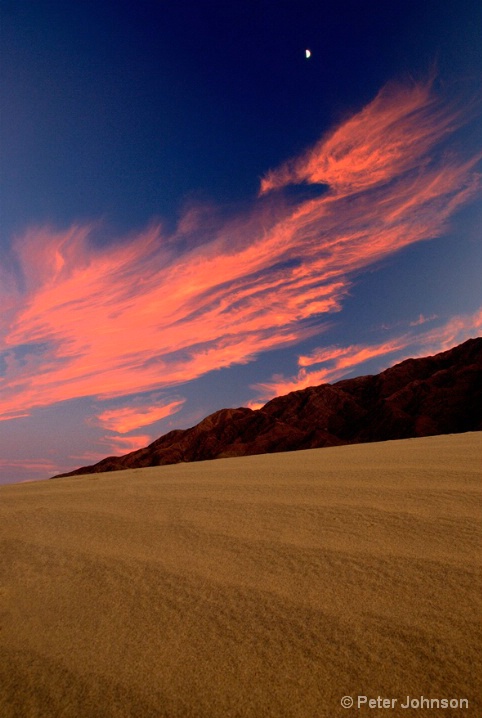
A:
[1,0,481,483]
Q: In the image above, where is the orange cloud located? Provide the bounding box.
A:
[0,458,57,472]
[0,411,31,423]
[1,78,480,421]
[298,336,410,369]
[260,78,472,195]
[252,307,482,402]
[103,434,153,454]
[95,399,185,434]
[406,308,482,356]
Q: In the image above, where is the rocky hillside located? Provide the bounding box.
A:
[53,337,482,477]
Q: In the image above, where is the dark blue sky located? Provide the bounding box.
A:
[3,0,480,235]
[1,0,481,482]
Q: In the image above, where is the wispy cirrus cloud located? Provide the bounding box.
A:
[259,78,475,195]
[0,458,59,483]
[67,434,155,465]
[0,458,58,472]
[94,398,185,434]
[408,313,438,327]
[251,307,482,401]
[0,77,480,422]
[103,434,154,454]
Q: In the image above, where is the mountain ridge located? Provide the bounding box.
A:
[53,337,482,477]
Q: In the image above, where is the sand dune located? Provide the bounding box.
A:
[1,433,481,717]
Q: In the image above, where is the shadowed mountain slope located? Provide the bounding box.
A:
[53,337,482,477]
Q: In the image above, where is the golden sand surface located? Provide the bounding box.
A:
[0,432,481,718]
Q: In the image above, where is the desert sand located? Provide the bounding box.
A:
[0,432,481,718]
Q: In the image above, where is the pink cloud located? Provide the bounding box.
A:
[406,308,482,356]
[102,434,153,455]
[260,78,474,195]
[0,458,58,484]
[298,336,411,369]
[94,399,185,433]
[0,411,31,423]
[69,451,114,463]
[251,307,482,402]
[0,78,480,421]
[0,458,58,473]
